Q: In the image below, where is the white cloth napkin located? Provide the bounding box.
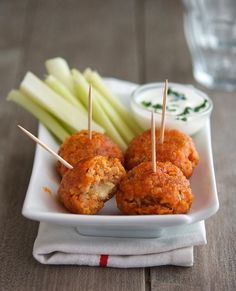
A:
[33,221,206,268]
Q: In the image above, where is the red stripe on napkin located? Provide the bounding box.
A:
[99,255,109,267]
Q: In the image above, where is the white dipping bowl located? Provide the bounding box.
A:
[131,82,213,136]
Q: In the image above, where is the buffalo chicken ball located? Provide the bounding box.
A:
[116,161,193,215]
[125,128,199,178]
[58,155,126,214]
[57,130,124,177]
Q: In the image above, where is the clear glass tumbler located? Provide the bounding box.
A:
[182,0,236,91]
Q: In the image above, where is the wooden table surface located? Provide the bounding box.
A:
[0,1,235,290]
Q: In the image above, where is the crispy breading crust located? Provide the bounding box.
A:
[116,161,193,215]
[57,130,124,177]
[58,156,126,214]
[125,128,199,178]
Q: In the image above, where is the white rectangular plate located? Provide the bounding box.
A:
[22,78,219,238]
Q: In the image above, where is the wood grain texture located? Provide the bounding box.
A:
[0,0,235,290]
[22,0,140,82]
[145,0,193,84]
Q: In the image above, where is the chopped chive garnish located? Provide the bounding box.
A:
[177,106,192,116]
[141,101,152,107]
[168,87,186,100]
[152,103,162,109]
[194,99,208,112]
[177,116,188,122]
[176,99,208,121]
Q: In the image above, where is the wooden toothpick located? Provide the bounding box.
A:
[88,84,92,139]
[151,110,156,173]
[18,125,73,169]
[160,79,168,144]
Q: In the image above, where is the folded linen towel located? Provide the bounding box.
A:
[33,220,206,268]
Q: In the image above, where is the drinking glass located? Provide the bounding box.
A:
[182,0,236,90]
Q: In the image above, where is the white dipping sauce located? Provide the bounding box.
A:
[131,83,213,136]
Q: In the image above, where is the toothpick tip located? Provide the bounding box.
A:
[159,79,168,144]
[17,124,73,170]
[18,124,26,132]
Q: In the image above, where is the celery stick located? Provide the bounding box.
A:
[7,90,70,142]
[84,69,142,135]
[45,58,75,94]
[20,72,104,134]
[45,75,87,114]
[83,69,135,142]
[72,69,127,150]
[93,86,135,143]
[72,68,134,143]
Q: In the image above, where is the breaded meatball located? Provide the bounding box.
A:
[57,130,124,177]
[58,155,126,215]
[116,161,193,215]
[125,128,199,178]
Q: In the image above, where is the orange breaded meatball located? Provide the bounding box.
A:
[116,161,193,215]
[57,130,124,177]
[125,128,199,178]
[58,155,126,215]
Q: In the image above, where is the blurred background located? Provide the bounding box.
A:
[0,1,235,290]
[0,0,192,90]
